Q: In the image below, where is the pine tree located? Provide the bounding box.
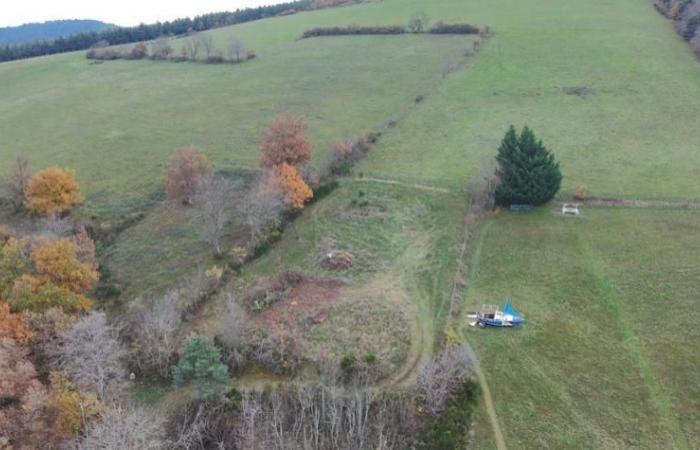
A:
[495,126,562,206]
[172,335,229,399]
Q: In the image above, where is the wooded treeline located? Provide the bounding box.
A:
[0,1,312,63]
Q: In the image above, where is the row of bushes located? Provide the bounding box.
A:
[302,24,407,38]
[86,42,256,65]
[301,22,482,39]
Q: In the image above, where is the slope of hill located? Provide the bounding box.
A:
[0,19,113,45]
[1,0,699,447]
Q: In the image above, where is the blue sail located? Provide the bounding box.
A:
[503,300,525,325]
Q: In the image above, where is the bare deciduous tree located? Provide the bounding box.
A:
[129,291,183,379]
[407,11,429,33]
[195,174,236,256]
[214,294,247,371]
[49,312,126,400]
[417,344,474,415]
[240,177,285,242]
[227,36,247,62]
[77,404,166,450]
[34,213,72,241]
[183,36,202,60]
[470,161,498,214]
[1,156,32,211]
[151,36,173,60]
[196,34,215,59]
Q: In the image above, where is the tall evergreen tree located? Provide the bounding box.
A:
[172,335,229,399]
[495,126,562,206]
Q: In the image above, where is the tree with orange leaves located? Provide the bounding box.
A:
[270,163,313,210]
[0,302,33,344]
[163,146,212,205]
[260,114,313,168]
[31,239,98,295]
[24,167,84,216]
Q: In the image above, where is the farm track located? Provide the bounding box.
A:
[451,219,508,450]
[351,176,455,194]
[582,198,700,209]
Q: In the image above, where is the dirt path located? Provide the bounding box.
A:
[582,197,700,209]
[351,176,454,194]
[452,219,508,450]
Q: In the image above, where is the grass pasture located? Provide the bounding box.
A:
[193,181,467,382]
[465,208,700,449]
[0,33,471,218]
[356,0,700,200]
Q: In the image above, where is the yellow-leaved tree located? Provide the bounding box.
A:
[25,167,84,216]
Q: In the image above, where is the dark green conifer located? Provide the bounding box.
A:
[495,126,562,206]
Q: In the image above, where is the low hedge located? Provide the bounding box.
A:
[301,25,406,38]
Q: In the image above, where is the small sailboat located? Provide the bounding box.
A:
[475,301,525,328]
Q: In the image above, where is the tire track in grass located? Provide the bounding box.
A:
[456,219,508,450]
[580,237,690,450]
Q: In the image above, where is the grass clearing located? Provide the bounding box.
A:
[193,181,466,381]
[465,208,700,448]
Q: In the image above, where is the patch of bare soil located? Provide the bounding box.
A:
[248,275,345,332]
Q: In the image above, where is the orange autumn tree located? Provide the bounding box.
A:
[271,163,313,210]
[0,302,33,344]
[260,114,313,168]
[31,239,98,295]
[259,114,314,210]
[25,168,84,216]
[163,146,212,205]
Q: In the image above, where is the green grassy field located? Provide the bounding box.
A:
[465,208,699,449]
[2,0,700,446]
[0,32,470,218]
[355,0,700,200]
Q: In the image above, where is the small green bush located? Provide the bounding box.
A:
[364,352,377,365]
[340,353,356,371]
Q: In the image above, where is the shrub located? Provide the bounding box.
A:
[684,14,700,41]
[340,353,356,371]
[325,136,371,177]
[429,22,480,34]
[25,167,84,216]
[173,335,229,399]
[126,43,148,60]
[150,36,172,60]
[495,125,562,207]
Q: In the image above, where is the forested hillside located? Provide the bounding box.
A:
[0,19,112,45]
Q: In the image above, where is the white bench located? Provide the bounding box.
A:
[562,203,580,215]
